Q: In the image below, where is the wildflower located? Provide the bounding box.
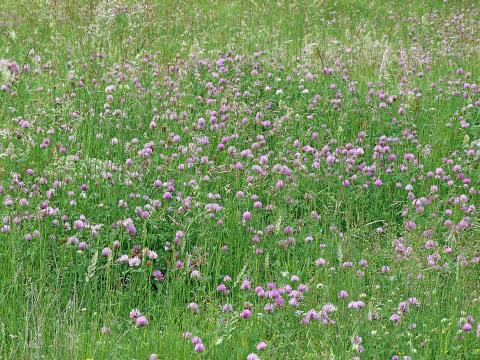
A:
[135,316,148,327]
[101,247,111,257]
[153,270,164,281]
[241,279,251,290]
[240,309,252,319]
[222,304,233,312]
[217,284,229,294]
[194,343,205,353]
[390,314,401,323]
[187,302,200,313]
[128,256,141,267]
[348,301,365,310]
[242,211,252,222]
[256,342,267,351]
[129,309,141,320]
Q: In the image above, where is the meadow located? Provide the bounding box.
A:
[1,0,480,359]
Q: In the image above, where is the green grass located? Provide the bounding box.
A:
[1,0,480,359]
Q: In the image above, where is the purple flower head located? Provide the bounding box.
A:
[241,279,251,290]
[135,316,148,327]
[129,308,141,320]
[217,283,229,294]
[256,342,267,351]
[240,309,252,319]
[101,247,111,257]
[223,303,233,312]
[242,211,252,222]
[187,302,200,313]
[128,256,141,267]
[348,301,365,310]
[390,314,401,323]
[153,270,164,281]
[191,336,202,345]
[194,343,205,353]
